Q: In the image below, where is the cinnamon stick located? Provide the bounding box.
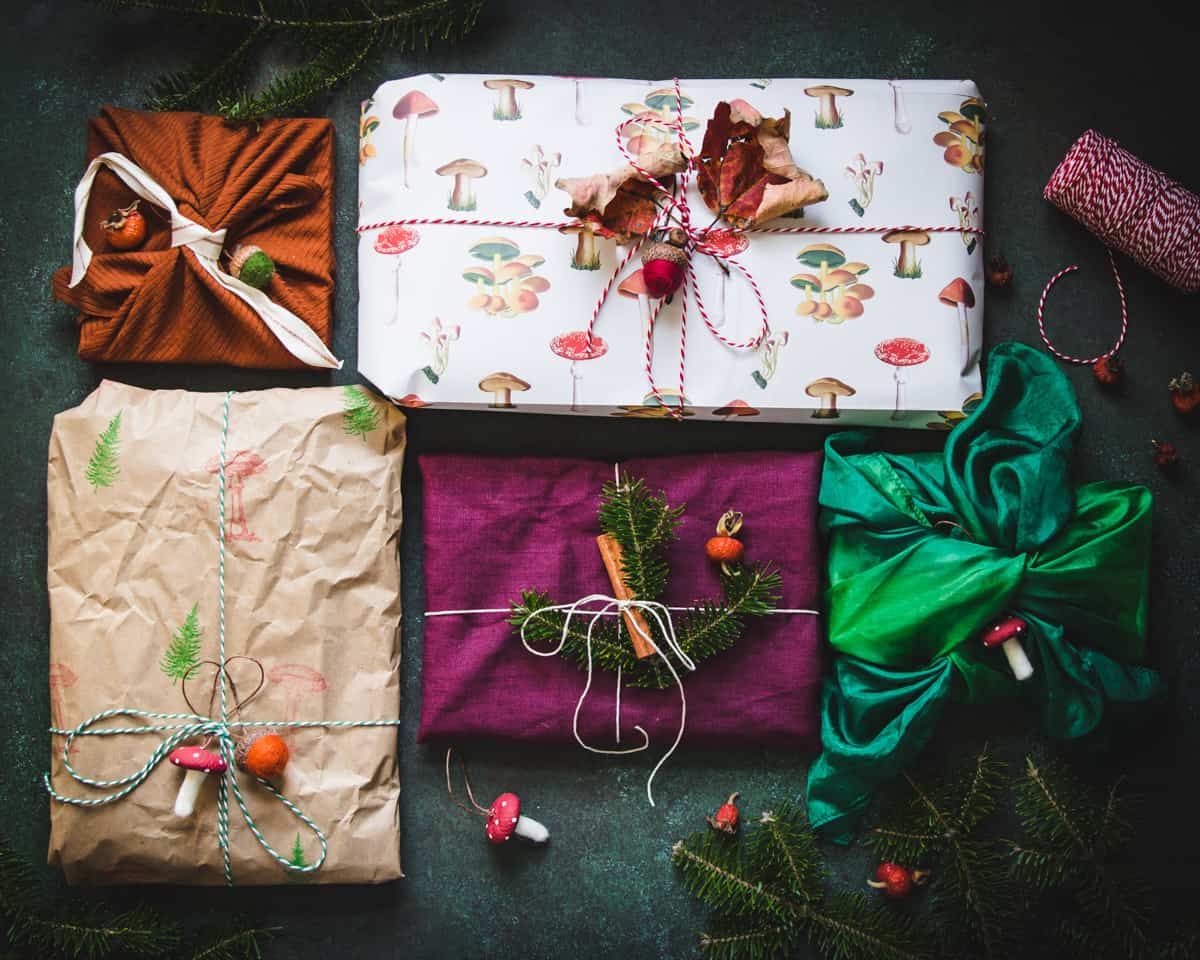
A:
[595,533,657,659]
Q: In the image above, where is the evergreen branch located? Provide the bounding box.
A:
[96,0,483,31]
[190,922,278,960]
[746,807,823,901]
[598,473,682,602]
[144,23,266,112]
[804,892,934,960]
[699,922,798,960]
[671,835,797,923]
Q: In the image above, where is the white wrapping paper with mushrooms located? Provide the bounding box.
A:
[45,381,406,885]
[358,75,985,426]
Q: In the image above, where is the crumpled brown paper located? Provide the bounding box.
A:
[46,380,405,885]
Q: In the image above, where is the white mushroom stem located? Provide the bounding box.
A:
[174,770,210,817]
[637,293,652,345]
[574,80,588,126]
[450,175,473,209]
[957,303,970,372]
[1001,638,1034,681]
[402,114,417,189]
[890,82,911,134]
[388,258,402,326]
[569,360,582,410]
[891,368,905,420]
[514,815,549,843]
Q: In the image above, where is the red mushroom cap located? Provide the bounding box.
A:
[168,746,227,773]
[700,228,750,258]
[206,450,266,478]
[938,277,976,308]
[267,663,328,692]
[550,331,608,361]
[486,792,522,843]
[874,337,930,367]
[375,225,420,256]
[393,90,439,120]
[982,614,1027,648]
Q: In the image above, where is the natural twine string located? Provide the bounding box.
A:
[44,391,403,885]
[357,78,983,417]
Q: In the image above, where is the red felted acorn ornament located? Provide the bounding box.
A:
[641,227,689,300]
[707,793,741,834]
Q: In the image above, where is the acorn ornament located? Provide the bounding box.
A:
[1092,354,1123,388]
[641,227,689,300]
[867,862,930,899]
[985,254,1012,288]
[229,244,275,290]
[705,510,745,575]
[706,793,741,834]
[1170,372,1198,416]
[236,730,290,779]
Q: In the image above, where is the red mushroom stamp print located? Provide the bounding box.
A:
[374,225,419,326]
[392,90,439,187]
[206,450,267,542]
[463,238,551,316]
[521,145,561,209]
[699,228,750,327]
[484,78,534,121]
[550,331,607,411]
[938,278,978,373]
[875,337,931,420]
[933,97,986,173]
[419,317,461,384]
[792,244,874,322]
[48,662,77,749]
[267,663,328,724]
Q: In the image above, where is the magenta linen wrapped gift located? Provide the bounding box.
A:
[417,451,824,757]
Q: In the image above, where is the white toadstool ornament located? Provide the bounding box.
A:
[983,615,1034,681]
[485,792,549,844]
[168,746,227,817]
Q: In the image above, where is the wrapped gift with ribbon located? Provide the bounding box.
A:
[52,107,340,370]
[805,342,1163,842]
[418,450,825,804]
[358,75,987,425]
[44,381,403,884]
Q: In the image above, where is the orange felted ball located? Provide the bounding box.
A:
[237,732,290,779]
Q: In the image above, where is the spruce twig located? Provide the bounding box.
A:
[93,0,486,119]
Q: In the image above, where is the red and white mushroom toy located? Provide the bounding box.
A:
[550,331,608,412]
[874,337,930,420]
[983,614,1034,681]
[374,225,420,326]
[168,746,228,817]
[485,792,549,845]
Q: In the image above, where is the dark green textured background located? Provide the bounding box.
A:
[2,2,1198,957]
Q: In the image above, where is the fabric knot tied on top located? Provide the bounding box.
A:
[806,342,1162,842]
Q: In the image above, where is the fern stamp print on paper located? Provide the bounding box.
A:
[160,604,203,684]
[343,385,382,440]
[85,412,121,490]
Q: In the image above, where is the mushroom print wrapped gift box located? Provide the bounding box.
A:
[358,75,985,425]
[44,381,406,884]
[417,449,825,802]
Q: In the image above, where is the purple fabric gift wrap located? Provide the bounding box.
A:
[418,452,824,749]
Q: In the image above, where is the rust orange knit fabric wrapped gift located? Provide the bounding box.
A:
[52,107,335,368]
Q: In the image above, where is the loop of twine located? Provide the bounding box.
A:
[357,78,984,418]
[44,391,402,884]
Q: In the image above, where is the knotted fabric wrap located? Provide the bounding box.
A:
[806,342,1162,842]
[52,108,338,369]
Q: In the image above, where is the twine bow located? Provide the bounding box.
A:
[69,152,341,370]
[45,391,400,885]
[520,593,695,806]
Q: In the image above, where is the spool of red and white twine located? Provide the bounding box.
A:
[1038,129,1200,364]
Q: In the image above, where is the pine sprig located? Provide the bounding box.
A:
[1008,756,1152,959]
[190,920,278,960]
[85,411,122,491]
[868,745,1015,959]
[160,602,204,683]
[673,804,935,960]
[93,0,486,120]
[598,473,683,602]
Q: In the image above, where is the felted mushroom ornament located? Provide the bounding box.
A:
[983,614,1034,681]
[485,792,549,845]
[168,746,227,817]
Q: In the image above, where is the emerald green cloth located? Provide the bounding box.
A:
[806,343,1162,842]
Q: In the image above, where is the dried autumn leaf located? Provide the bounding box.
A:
[555,144,687,243]
[696,101,827,228]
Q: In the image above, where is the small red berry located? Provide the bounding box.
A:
[1152,440,1178,469]
[868,862,913,899]
[705,536,745,564]
[706,793,740,834]
[985,254,1012,288]
[1092,355,1123,388]
[102,200,147,251]
[1170,372,1198,416]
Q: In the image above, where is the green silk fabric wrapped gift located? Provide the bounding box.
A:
[806,342,1162,842]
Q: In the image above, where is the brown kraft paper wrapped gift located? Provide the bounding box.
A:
[52,107,335,369]
[46,381,404,885]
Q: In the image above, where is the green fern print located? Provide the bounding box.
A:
[160,604,203,684]
[289,833,308,869]
[342,385,382,441]
[85,412,122,490]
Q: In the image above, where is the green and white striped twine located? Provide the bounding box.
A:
[44,391,403,885]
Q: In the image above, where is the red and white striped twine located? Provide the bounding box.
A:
[356,78,987,416]
[1039,129,1199,363]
